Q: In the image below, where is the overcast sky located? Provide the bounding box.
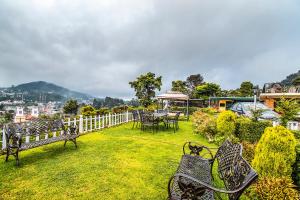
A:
[0,0,300,98]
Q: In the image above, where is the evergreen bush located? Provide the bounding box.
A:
[252,126,297,178]
[236,118,272,143]
[216,110,238,143]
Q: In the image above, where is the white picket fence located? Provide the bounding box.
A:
[1,111,133,150]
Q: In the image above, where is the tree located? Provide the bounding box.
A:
[4,112,13,122]
[292,76,300,86]
[129,72,162,107]
[80,105,96,116]
[275,98,300,126]
[63,99,79,115]
[171,80,187,94]
[93,98,103,109]
[195,83,221,100]
[186,74,204,90]
[239,81,254,97]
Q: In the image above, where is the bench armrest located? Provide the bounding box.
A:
[183,141,215,160]
[172,172,257,194]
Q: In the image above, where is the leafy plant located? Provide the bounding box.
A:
[216,110,238,143]
[249,108,265,122]
[275,97,300,126]
[236,118,272,143]
[80,105,96,116]
[255,177,299,200]
[241,141,256,163]
[252,126,297,178]
[192,110,217,141]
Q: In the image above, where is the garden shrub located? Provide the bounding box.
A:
[236,118,272,143]
[252,126,297,178]
[292,130,300,140]
[241,141,256,163]
[199,107,218,115]
[96,107,110,115]
[192,110,217,142]
[216,110,238,144]
[292,143,300,187]
[255,177,299,200]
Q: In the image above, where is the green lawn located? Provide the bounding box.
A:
[0,121,217,199]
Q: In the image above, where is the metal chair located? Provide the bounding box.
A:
[140,112,159,132]
[131,110,140,128]
[165,112,181,133]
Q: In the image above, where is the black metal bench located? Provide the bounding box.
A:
[168,140,258,200]
[4,119,78,166]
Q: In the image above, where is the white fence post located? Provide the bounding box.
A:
[2,127,6,150]
[79,115,84,133]
[85,116,88,132]
[67,118,71,127]
[90,116,93,131]
[109,113,111,127]
[126,111,129,123]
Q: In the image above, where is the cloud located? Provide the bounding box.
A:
[0,0,299,98]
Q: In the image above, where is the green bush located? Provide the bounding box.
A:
[192,110,217,141]
[292,130,300,140]
[292,144,300,187]
[255,177,299,200]
[241,141,256,163]
[236,118,272,143]
[216,110,238,143]
[199,107,218,115]
[252,126,297,178]
[96,107,110,115]
[80,105,96,116]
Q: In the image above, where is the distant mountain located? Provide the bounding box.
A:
[10,81,92,101]
[281,70,300,86]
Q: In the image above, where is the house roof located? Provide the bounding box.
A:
[156,91,189,100]
[209,97,254,101]
[260,93,300,100]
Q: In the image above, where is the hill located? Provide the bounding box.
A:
[10,81,92,101]
[281,70,300,86]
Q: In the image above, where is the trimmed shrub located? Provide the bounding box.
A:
[241,141,256,163]
[192,110,217,141]
[216,111,238,143]
[255,177,299,200]
[236,119,272,143]
[252,126,297,178]
[199,107,218,115]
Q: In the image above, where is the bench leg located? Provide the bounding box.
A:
[15,150,19,166]
[64,140,67,147]
[73,139,77,148]
[5,148,9,162]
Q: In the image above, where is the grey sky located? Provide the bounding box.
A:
[0,0,299,98]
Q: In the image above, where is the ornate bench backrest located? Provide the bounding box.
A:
[214,140,258,200]
[5,119,67,149]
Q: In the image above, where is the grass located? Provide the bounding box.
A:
[0,121,218,200]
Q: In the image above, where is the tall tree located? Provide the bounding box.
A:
[275,98,300,126]
[129,72,162,107]
[63,99,79,115]
[186,74,204,90]
[239,81,254,97]
[195,83,221,100]
[171,80,188,94]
